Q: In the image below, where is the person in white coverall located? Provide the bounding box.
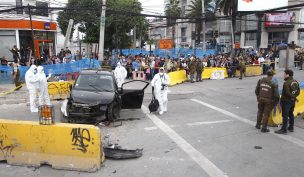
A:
[114,62,127,88]
[37,66,51,106]
[151,67,170,115]
[25,65,39,112]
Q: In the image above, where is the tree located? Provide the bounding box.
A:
[216,0,238,45]
[57,0,147,53]
[186,0,214,44]
[165,0,182,48]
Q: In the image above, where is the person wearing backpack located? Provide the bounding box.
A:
[275,69,300,134]
[255,70,280,133]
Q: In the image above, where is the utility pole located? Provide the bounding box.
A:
[78,29,81,59]
[202,0,206,53]
[28,5,36,60]
[133,25,137,49]
[98,0,106,61]
[286,45,289,69]
[63,19,74,49]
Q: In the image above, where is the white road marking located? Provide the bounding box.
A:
[187,120,233,126]
[191,99,255,126]
[191,98,304,148]
[144,126,158,131]
[142,106,229,177]
[145,120,231,131]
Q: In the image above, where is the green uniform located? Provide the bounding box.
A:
[239,60,246,79]
[13,66,21,88]
[255,77,280,129]
[280,76,300,131]
[189,61,196,83]
[196,60,204,82]
[299,54,303,70]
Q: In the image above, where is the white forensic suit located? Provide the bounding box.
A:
[151,72,170,115]
[37,66,51,106]
[25,65,39,112]
[114,62,128,88]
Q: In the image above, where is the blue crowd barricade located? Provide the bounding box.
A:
[113,48,216,58]
[0,59,100,83]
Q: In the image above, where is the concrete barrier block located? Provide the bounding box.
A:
[268,89,304,126]
[0,119,104,172]
[48,81,74,100]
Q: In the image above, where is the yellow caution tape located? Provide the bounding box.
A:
[0,84,24,97]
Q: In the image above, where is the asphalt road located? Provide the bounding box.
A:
[0,68,304,177]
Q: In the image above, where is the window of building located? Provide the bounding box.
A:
[16,0,23,14]
[219,20,231,33]
[245,32,257,41]
[35,1,48,17]
[268,32,288,46]
[219,35,231,45]
[181,27,187,42]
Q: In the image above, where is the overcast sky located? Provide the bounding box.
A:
[139,0,165,15]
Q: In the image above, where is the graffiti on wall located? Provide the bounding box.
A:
[0,124,19,159]
[48,82,73,96]
[70,128,91,153]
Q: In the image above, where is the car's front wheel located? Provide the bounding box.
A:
[106,102,121,122]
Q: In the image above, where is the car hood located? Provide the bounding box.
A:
[71,89,115,105]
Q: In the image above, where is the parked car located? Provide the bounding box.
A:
[61,69,149,123]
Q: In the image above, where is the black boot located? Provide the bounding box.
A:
[275,129,287,134]
[288,126,294,132]
[255,124,261,129]
[261,128,270,133]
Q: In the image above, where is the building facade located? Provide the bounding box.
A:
[157,0,304,53]
[0,0,57,61]
[236,0,304,49]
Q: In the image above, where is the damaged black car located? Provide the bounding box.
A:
[61,69,149,123]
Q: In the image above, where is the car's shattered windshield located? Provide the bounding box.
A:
[74,74,114,92]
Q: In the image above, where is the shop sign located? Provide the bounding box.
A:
[265,12,295,28]
[44,22,51,30]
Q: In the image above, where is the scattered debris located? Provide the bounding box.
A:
[254,146,263,149]
[104,144,143,159]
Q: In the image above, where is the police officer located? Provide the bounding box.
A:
[255,70,280,133]
[238,57,246,80]
[189,57,196,83]
[275,69,300,134]
[196,58,204,82]
[12,63,22,90]
[299,52,303,70]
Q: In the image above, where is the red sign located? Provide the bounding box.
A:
[265,12,295,28]
[159,39,173,49]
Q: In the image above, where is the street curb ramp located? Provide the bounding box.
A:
[0,119,104,172]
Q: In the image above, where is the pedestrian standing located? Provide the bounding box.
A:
[189,57,196,83]
[12,63,22,90]
[151,67,170,115]
[196,58,204,82]
[255,70,280,133]
[275,69,301,134]
[299,52,303,70]
[238,57,246,80]
[11,45,20,63]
